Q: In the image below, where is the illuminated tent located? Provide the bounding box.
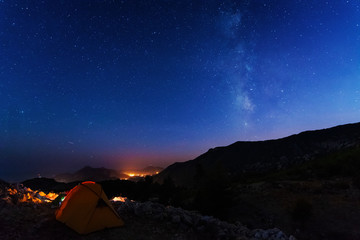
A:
[55,181,124,234]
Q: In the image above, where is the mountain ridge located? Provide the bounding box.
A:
[54,166,126,183]
[155,122,360,185]
[54,165,164,183]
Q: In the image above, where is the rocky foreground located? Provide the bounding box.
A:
[0,184,296,240]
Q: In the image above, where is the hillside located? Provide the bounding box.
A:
[156,122,360,186]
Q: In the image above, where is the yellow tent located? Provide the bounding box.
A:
[55,181,124,234]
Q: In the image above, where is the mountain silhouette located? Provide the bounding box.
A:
[54,166,127,183]
[155,122,360,185]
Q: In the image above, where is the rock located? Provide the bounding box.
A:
[114,198,296,240]
[250,228,294,240]
[200,215,216,225]
[276,231,285,239]
[254,230,262,238]
[191,214,201,226]
[117,199,135,213]
[196,225,205,232]
[217,230,226,238]
[181,213,193,225]
[142,202,153,215]
[262,230,269,239]
[133,203,143,216]
[151,202,165,215]
[152,213,164,220]
[171,215,181,223]
[165,206,175,215]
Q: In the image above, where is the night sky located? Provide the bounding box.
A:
[1,0,360,181]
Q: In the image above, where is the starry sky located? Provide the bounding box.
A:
[1,0,360,181]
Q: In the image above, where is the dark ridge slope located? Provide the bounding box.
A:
[156,122,360,185]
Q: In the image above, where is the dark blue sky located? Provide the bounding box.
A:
[1,0,360,181]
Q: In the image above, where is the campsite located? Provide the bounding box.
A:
[0,179,295,240]
[1,1,360,239]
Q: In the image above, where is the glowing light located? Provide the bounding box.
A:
[7,188,18,195]
[123,170,160,178]
[111,196,127,202]
[5,187,59,204]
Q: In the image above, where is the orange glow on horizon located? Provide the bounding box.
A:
[122,170,160,179]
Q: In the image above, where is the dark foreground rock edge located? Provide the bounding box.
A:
[0,189,296,240]
[116,199,297,240]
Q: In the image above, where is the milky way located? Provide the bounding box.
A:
[1,1,359,181]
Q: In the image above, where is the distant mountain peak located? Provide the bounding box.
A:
[55,166,123,183]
